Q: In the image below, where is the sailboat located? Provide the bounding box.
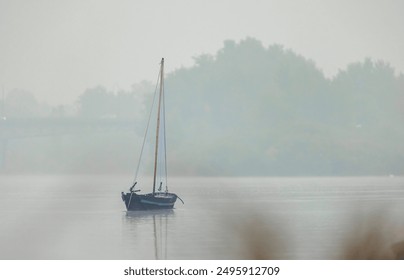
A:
[121,58,182,210]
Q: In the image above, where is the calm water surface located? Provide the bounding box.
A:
[0,175,403,259]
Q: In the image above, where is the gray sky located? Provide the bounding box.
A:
[1,0,403,105]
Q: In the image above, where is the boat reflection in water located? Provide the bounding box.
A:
[124,209,174,260]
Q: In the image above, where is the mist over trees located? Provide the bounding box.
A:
[163,38,404,175]
[2,38,404,175]
[76,82,152,120]
[2,89,49,118]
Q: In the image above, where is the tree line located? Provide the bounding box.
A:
[2,38,404,175]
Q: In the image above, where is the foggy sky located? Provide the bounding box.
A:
[1,0,403,105]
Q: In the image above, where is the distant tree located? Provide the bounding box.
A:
[331,58,402,127]
[114,81,154,120]
[77,86,115,118]
[4,89,40,118]
[77,82,153,119]
[50,105,66,118]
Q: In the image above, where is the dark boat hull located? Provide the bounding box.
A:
[122,192,177,211]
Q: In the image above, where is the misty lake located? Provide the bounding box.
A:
[0,175,403,259]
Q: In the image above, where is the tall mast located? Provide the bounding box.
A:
[153,58,164,194]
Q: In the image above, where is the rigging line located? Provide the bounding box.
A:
[132,67,161,187]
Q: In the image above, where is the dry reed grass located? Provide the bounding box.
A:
[231,211,404,260]
[235,214,286,259]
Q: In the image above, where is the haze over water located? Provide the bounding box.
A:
[1,175,403,259]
